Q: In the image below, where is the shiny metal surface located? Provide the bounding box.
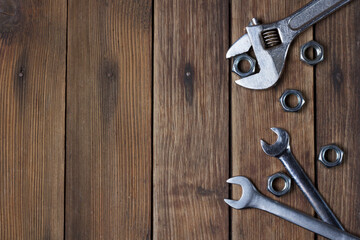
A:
[300,41,324,65]
[319,144,344,168]
[232,54,256,78]
[267,172,292,197]
[227,0,352,90]
[224,176,359,240]
[279,89,305,112]
[261,128,344,230]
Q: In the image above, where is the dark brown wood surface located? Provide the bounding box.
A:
[153,0,229,239]
[66,0,152,239]
[316,0,360,238]
[231,0,315,239]
[0,0,359,239]
[0,0,66,239]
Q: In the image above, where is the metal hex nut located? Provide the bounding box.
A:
[318,145,344,168]
[300,40,324,66]
[267,172,291,197]
[232,53,256,78]
[279,89,305,112]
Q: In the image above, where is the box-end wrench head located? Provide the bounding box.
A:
[225,176,360,240]
[260,127,344,230]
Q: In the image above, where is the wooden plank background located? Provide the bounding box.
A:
[316,1,360,238]
[0,0,66,239]
[153,0,229,239]
[0,0,359,239]
[66,0,152,239]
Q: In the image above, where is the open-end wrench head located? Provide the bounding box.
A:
[261,128,290,157]
[224,176,258,210]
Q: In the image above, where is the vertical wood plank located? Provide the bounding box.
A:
[316,1,360,238]
[153,0,229,239]
[66,1,152,239]
[231,1,315,239]
[0,0,66,239]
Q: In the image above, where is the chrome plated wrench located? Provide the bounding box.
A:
[227,0,352,90]
[261,128,344,230]
[225,176,359,240]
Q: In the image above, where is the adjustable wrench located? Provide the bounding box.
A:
[227,0,352,90]
[224,176,359,240]
[261,128,344,230]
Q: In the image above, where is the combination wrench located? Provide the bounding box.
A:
[261,127,344,230]
[224,176,359,240]
[226,0,353,90]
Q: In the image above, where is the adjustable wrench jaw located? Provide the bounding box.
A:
[228,0,353,90]
[224,176,260,210]
[227,19,296,90]
[260,127,290,157]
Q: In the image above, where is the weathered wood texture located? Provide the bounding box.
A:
[1,1,359,239]
[316,0,360,238]
[0,0,66,239]
[231,1,315,239]
[66,0,152,239]
[153,0,229,239]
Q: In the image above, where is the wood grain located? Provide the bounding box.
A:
[315,0,360,238]
[231,0,315,239]
[1,1,358,239]
[0,0,66,239]
[66,0,152,239]
[153,0,229,239]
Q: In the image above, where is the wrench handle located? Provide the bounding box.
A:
[255,195,359,240]
[288,0,352,32]
[279,150,344,230]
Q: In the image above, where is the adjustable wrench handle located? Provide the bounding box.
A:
[254,193,359,240]
[279,150,344,230]
[288,0,352,32]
